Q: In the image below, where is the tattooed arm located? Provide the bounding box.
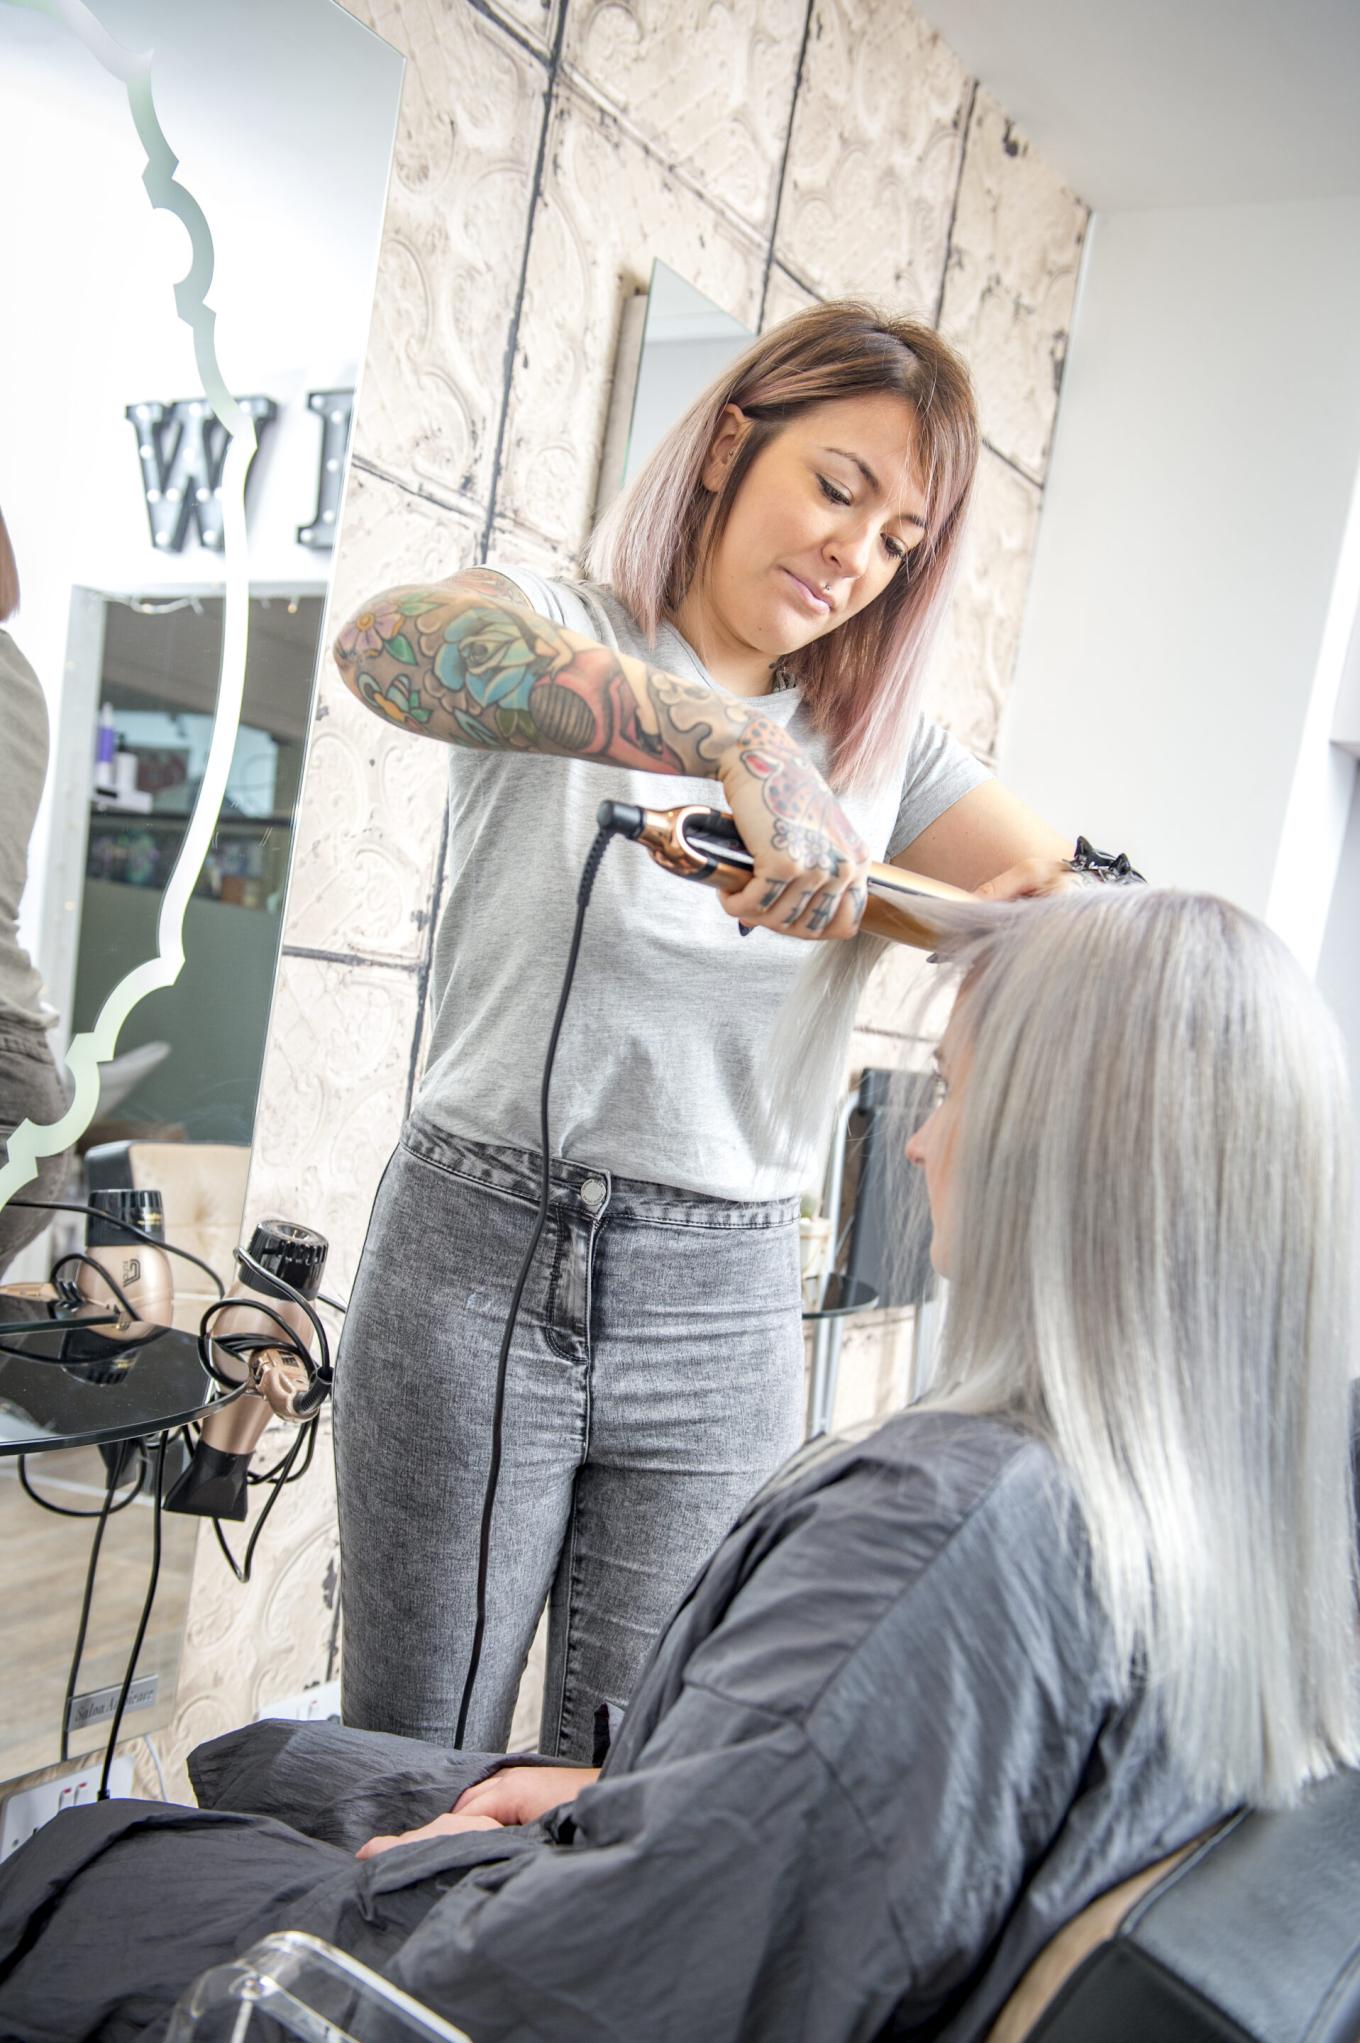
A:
[333,569,868,939]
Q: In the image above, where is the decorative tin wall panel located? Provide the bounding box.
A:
[346,0,547,513]
[761,261,820,328]
[562,0,807,238]
[922,447,1044,766]
[240,955,420,1298]
[939,90,1088,483]
[282,469,479,964]
[773,0,971,315]
[482,0,561,54]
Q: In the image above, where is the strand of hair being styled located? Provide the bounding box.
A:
[586,302,978,793]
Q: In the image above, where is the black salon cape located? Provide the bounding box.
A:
[0,1412,1220,2042]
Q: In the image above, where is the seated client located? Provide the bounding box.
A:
[0,889,1354,2042]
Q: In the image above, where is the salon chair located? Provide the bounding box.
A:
[85,1138,250,1330]
[168,1765,1360,2042]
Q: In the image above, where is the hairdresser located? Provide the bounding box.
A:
[330,304,1076,1759]
[0,508,71,1277]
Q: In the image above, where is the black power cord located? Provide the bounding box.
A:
[58,1449,122,1765]
[99,1432,167,1798]
[210,1418,319,1584]
[19,1442,146,1520]
[47,1251,139,1325]
[9,1198,226,1301]
[454,824,612,1747]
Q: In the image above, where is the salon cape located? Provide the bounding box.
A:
[0,1412,1223,2041]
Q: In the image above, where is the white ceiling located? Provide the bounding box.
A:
[917,0,1360,210]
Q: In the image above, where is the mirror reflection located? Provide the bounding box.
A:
[0,0,401,1778]
[623,259,755,487]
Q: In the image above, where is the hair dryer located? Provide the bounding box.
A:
[164,1218,328,1522]
[74,1188,175,1333]
[595,800,971,946]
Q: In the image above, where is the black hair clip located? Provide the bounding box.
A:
[1066,836,1146,886]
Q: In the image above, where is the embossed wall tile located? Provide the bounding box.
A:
[563,0,806,238]
[496,85,764,556]
[939,90,1087,483]
[920,446,1042,767]
[157,1456,340,1799]
[242,954,420,1297]
[774,0,971,314]
[485,514,582,584]
[346,0,545,509]
[481,0,561,54]
[761,260,820,330]
[283,468,476,964]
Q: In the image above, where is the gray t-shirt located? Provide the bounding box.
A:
[416,569,988,1198]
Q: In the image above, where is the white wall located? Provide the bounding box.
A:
[999,195,1360,964]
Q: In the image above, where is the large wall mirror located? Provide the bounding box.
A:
[0,0,401,1779]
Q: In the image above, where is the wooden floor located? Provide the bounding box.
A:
[0,1445,197,1783]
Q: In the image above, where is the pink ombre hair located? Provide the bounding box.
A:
[585,301,979,791]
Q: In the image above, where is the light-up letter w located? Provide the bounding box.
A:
[126,396,277,553]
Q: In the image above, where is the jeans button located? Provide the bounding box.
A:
[580,1177,607,1211]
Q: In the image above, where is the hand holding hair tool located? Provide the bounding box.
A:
[165,1217,330,1523]
[595,800,972,946]
[597,802,1147,922]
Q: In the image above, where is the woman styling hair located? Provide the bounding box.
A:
[1,888,1353,2041]
[330,302,1076,1758]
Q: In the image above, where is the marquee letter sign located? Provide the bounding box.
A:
[127,390,355,554]
[297,390,355,550]
[126,396,278,552]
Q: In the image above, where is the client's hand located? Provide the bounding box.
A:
[356,1811,503,1861]
[453,1763,600,1827]
[974,856,1078,902]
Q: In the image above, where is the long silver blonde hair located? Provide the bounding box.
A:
[775,888,1358,1806]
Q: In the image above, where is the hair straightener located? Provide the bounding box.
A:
[594,799,972,946]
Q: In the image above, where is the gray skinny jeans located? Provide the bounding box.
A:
[334,1112,804,1760]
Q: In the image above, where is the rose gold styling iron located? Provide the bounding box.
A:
[595,799,970,946]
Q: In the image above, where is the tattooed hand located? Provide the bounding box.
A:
[711,713,869,942]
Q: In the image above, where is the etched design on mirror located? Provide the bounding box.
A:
[0,0,262,1208]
